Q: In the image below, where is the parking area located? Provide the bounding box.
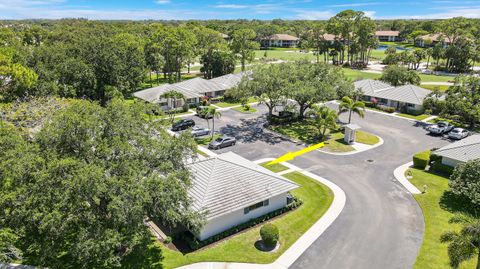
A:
[174,103,452,269]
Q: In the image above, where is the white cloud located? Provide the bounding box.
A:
[328,2,382,8]
[154,0,171,4]
[363,10,376,18]
[374,8,480,19]
[294,10,335,20]
[214,4,249,9]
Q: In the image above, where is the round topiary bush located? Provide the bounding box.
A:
[260,223,279,248]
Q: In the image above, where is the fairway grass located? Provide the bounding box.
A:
[409,168,476,269]
[157,171,334,269]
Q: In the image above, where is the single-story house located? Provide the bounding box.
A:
[433,135,480,167]
[188,152,299,240]
[415,33,451,48]
[133,73,246,110]
[375,31,403,42]
[355,79,431,114]
[261,34,299,48]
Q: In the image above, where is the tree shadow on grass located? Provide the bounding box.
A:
[439,190,478,216]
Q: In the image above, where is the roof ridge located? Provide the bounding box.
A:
[436,139,480,152]
[197,157,219,208]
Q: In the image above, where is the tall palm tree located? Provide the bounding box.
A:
[440,214,480,269]
[338,96,365,124]
[307,105,338,140]
[207,107,222,139]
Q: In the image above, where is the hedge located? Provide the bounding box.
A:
[180,197,303,250]
[429,154,454,175]
[413,150,431,169]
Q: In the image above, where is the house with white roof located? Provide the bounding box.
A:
[433,135,480,167]
[188,152,299,240]
[133,73,246,110]
[355,79,432,114]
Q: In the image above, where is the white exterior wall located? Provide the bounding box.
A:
[441,156,462,167]
[197,193,289,241]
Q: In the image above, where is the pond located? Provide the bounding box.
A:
[376,44,409,51]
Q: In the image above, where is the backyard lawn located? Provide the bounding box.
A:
[156,171,334,269]
[420,84,450,92]
[408,168,476,269]
[254,50,318,62]
[342,68,382,81]
[260,162,289,173]
[396,113,431,121]
[214,97,258,108]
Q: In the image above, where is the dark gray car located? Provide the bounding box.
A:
[208,136,236,150]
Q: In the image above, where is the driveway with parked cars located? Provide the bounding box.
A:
[178,103,451,269]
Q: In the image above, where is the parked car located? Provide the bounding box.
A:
[191,126,210,137]
[427,121,454,135]
[448,128,469,140]
[196,106,212,118]
[208,136,236,150]
[171,119,195,131]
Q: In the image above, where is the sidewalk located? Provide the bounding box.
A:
[178,158,346,269]
[393,161,421,194]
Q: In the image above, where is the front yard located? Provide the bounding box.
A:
[260,162,289,173]
[408,168,476,269]
[214,97,257,108]
[155,171,334,268]
[269,120,379,153]
[396,113,431,121]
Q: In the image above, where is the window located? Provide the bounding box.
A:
[244,199,270,214]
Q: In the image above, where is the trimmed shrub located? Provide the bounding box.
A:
[413,150,431,169]
[260,224,279,248]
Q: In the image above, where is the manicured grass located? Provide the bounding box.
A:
[268,120,380,153]
[159,171,334,268]
[260,162,289,173]
[409,168,476,269]
[194,134,221,146]
[396,113,431,121]
[196,148,209,158]
[420,84,450,92]
[342,68,382,81]
[214,97,258,108]
[355,130,380,145]
[232,106,257,113]
[254,50,318,61]
[418,74,454,83]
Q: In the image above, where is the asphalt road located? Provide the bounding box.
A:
[185,103,450,269]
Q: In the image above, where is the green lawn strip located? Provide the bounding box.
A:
[418,74,454,83]
[355,130,380,145]
[420,84,450,92]
[232,106,257,113]
[396,113,431,121]
[196,148,209,158]
[254,50,317,61]
[194,134,222,146]
[214,101,240,108]
[342,68,382,81]
[260,162,289,173]
[159,171,334,269]
[409,168,476,269]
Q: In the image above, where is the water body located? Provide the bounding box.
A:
[376,44,409,51]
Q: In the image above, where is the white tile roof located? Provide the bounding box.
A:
[188,152,299,220]
[209,73,244,89]
[434,134,480,163]
[175,77,226,95]
[375,31,400,37]
[355,79,431,105]
[266,34,299,41]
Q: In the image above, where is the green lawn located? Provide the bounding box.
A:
[214,97,258,108]
[268,120,377,153]
[356,130,380,145]
[420,84,450,92]
[232,106,258,114]
[418,74,454,83]
[342,68,382,81]
[260,162,289,173]
[158,171,334,269]
[254,50,318,62]
[409,168,476,269]
[194,134,221,146]
[196,148,209,158]
[396,113,431,121]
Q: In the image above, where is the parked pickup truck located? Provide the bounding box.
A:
[427,121,454,135]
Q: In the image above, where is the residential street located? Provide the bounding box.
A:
[186,103,450,269]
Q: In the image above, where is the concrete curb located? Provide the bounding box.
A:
[178,158,346,269]
[393,161,422,194]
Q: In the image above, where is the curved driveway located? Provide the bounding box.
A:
[191,104,449,269]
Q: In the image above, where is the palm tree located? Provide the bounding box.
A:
[338,96,365,124]
[440,214,480,269]
[207,107,222,139]
[307,105,338,140]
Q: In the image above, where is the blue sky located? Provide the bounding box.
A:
[1,0,479,20]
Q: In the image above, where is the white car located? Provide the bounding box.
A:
[448,128,469,140]
[190,126,210,137]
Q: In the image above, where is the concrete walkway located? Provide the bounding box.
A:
[178,158,346,269]
[393,161,422,194]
